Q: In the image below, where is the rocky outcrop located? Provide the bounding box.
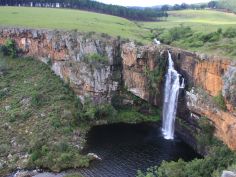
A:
[0,28,122,103]
[121,43,167,106]
[221,171,236,177]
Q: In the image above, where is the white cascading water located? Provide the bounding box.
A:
[162,51,184,140]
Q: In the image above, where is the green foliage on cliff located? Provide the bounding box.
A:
[213,92,227,110]
[144,56,166,94]
[0,54,90,175]
[79,91,161,124]
[84,53,109,64]
[196,117,215,152]
[0,39,18,58]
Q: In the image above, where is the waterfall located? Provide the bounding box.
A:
[162,51,184,140]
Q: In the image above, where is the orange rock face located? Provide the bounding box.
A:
[193,60,230,96]
[186,89,236,150]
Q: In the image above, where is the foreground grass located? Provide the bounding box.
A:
[0,55,91,175]
[0,6,151,43]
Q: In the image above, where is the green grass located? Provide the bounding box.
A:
[140,10,236,32]
[0,6,151,43]
[0,54,91,175]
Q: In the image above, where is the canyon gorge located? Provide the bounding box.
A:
[0,27,236,153]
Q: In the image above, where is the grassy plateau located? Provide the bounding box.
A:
[0,6,151,42]
[142,9,236,32]
[1,7,236,58]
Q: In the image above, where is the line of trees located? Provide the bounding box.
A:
[0,0,168,21]
[160,2,218,11]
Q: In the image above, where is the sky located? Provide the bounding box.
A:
[96,0,210,7]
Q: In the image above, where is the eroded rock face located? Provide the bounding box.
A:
[121,43,167,106]
[0,28,121,103]
[186,88,236,150]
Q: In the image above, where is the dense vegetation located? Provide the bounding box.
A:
[151,25,236,59]
[137,117,236,177]
[0,0,167,21]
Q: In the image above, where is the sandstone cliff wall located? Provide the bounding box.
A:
[0,28,122,103]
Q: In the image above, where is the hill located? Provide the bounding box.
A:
[0,54,91,175]
[0,6,151,43]
[141,9,236,32]
[0,0,167,21]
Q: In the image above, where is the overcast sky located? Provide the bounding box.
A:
[96,0,210,7]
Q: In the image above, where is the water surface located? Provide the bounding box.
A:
[78,123,200,177]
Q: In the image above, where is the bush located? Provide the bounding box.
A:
[160,25,193,44]
[199,32,220,43]
[79,98,117,121]
[0,39,18,57]
[0,59,8,75]
[223,28,236,38]
[196,116,215,151]
[213,92,226,110]
[138,144,236,177]
[31,92,43,106]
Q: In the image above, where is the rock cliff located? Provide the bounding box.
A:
[0,28,236,151]
[0,28,122,103]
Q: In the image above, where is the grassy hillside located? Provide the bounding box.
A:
[141,9,236,32]
[0,7,236,58]
[140,10,236,59]
[0,6,151,43]
[0,54,91,175]
[218,0,236,13]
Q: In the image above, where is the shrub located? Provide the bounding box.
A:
[31,91,44,107]
[0,39,18,57]
[196,116,215,151]
[0,59,8,75]
[79,98,117,121]
[160,25,193,44]
[213,92,226,110]
[138,144,236,177]
[223,27,236,38]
